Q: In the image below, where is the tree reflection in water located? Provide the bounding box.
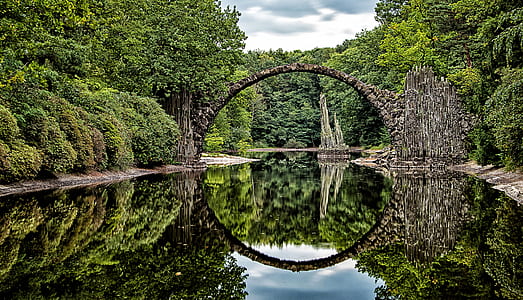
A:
[0,173,247,299]
[204,152,522,299]
[0,151,521,299]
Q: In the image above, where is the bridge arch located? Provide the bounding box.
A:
[187,64,471,167]
[191,63,402,162]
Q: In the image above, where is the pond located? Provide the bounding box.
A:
[0,151,521,299]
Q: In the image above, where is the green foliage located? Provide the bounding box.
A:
[0,141,42,183]
[485,68,523,169]
[0,80,179,180]
[356,177,523,299]
[91,0,246,98]
[0,0,244,181]
[283,139,307,148]
[204,70,256,152]
[483,194,523,299]
[447,67,485,113]
[468,123,501,166]
[93,113,133,169]
[364,0,523,168]
[244,50,324,148]
[0,105,43,182]
[378,19,440,73]
[324,29,393,147]
[0,174,247,299]
[204,153,391,249]
[0,103,18,141]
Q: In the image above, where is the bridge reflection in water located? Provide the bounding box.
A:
[167,162,470,272]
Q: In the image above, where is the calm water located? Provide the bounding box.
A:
[0,152,521,299]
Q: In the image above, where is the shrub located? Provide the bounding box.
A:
[205,135,226,152]
[486,69,523,169]
[0,141,42,183]
[93,113,134,170]
[78,90,179,167]
[90,127,107,167]
[1,81,180,179]
[39,118,77,174]
[121,93,179,166]
[0,105,19,142]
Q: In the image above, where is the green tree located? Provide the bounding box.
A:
[89,0,246,162]
[323,28,392,147]
[244,50,324,148]
[204,70,256,153]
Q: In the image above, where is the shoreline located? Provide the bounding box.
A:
[1,151,522,204]
[0,154,258,197]
[450,162,523,204]
[0,165,189,198]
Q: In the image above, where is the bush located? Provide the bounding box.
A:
[92,113,134,170]
[0,105,19,142]
[79,90,178,167]
[39,118,78,173]
[205,135,226,152]
[0,80,180,181]
[0,105,43,182]
[486,69,523,169]
[121,93,179,166]
[0,141,42,183]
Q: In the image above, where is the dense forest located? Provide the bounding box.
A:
[1,0,522,183]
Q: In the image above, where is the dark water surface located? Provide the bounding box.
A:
[0,152,521,299]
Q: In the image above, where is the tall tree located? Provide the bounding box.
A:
[90,0,246,162]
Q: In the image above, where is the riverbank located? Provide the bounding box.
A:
[0,154,258,197]
[450,162,523,204]
[1,151,522,205]
[352,149,523,204]
[0,165,189,198]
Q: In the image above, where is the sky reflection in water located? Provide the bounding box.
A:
[235,244,381,300]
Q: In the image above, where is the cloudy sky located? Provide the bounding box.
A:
[220,0,379,51]
[233,245,382,299]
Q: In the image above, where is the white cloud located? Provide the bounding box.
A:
[221,0,379,50]
[244,12,378,50]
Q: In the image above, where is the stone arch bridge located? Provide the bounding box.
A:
[183,63,472,167]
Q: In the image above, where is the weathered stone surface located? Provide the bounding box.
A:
[187,64,472,168]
